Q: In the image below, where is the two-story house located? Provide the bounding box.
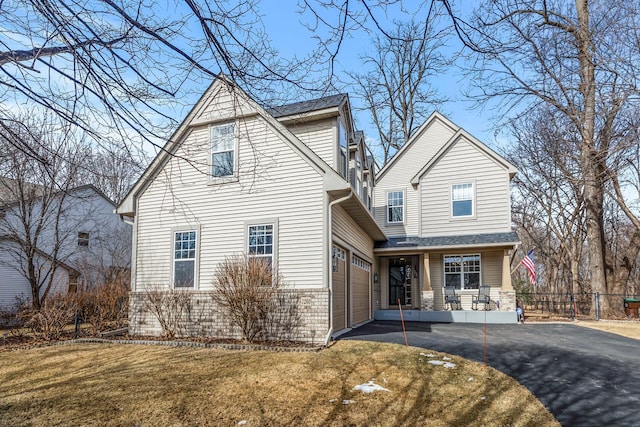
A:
[0,184,132,309]
[372,112,519,323]
[116,75,519,344]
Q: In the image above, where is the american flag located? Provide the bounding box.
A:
[521,249,537,285]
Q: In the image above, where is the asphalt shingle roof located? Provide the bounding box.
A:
[268,94,346,118]
[374,232,520,249]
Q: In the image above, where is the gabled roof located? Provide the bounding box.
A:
[410,128,518,185]
[0,182,115,209]
[267,94,347,118]
[376,111,458,181]
[375,111,517,184]
[116,76,352,217]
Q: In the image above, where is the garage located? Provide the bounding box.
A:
[351,254,371,325]
[332,245,347,332]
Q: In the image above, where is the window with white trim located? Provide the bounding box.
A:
[211,123,235,177]
[452,183,474,217]
[248,224,274,267]
[387,191,404,224]
[338,120,348,178]
[444,254,480,290]
[173,230,197,288]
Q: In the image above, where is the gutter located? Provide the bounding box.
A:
[324,190,353,347]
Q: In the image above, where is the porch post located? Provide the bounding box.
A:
[423,253,432,291]
[499,249,516,311]
[421,253,434,310]
[501,249,513,290]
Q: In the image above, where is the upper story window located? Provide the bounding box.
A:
[444,254,481,290]
[174,230,197,288]
[338,120,348,179]
[248,224,274,267]
[387,191,404,224]
[77,232,89,247]
[452,183,474,217]
[211,123,236,178]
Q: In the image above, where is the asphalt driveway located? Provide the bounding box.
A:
[340,321,640,427]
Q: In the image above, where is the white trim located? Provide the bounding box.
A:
[171,228,200,289]
[450,182,476,219]
[410,129,518,185]
[386,189,405,224]
[245,219,279,270]
[210,121,238,181]
[443,253,481,290]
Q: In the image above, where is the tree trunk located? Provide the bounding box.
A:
[576,0,608,315]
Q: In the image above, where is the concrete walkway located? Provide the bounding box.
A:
[340,321,640,427]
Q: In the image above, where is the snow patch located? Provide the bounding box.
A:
[353,380,390,394]
[427,360,456,369]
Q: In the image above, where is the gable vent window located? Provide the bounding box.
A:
[77,232,89,247]
[211,123,236,178]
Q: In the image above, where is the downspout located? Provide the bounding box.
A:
[324,190,353,347]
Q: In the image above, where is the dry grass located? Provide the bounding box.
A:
[575,320,640,340]
[0,341,558,427]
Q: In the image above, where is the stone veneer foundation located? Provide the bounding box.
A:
[129,288,329,344]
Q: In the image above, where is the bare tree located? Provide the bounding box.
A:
[349,17,451,163]
[78,144,148,204]
[0,114,129,309]
[506,106,587,298]
[460,0,640,312]
[0,0,328,161]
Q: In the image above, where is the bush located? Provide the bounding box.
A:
[23,293,78,341]
[210,254,300,343]
[140,286,194,338]
[0,294,30,330]
[78,279,129,335]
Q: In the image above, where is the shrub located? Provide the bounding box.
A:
[210,254,300,343]
[0,294,30,330]
[23,293,78,341]
[140,286,193,338]
[78,279,129,335]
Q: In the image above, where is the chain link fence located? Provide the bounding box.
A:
[515,292,640,321]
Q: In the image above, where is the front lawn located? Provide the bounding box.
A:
[0,341,558,426]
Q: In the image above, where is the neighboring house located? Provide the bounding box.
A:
[116,75,519,344]
[0,184,131,309]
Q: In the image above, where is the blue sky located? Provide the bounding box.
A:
[257,1,504,152]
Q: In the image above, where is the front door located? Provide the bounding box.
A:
[389,257,415,307]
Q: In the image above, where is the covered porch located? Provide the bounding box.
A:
[372,232,520,323]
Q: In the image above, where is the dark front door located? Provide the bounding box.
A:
[389,257,414,307]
